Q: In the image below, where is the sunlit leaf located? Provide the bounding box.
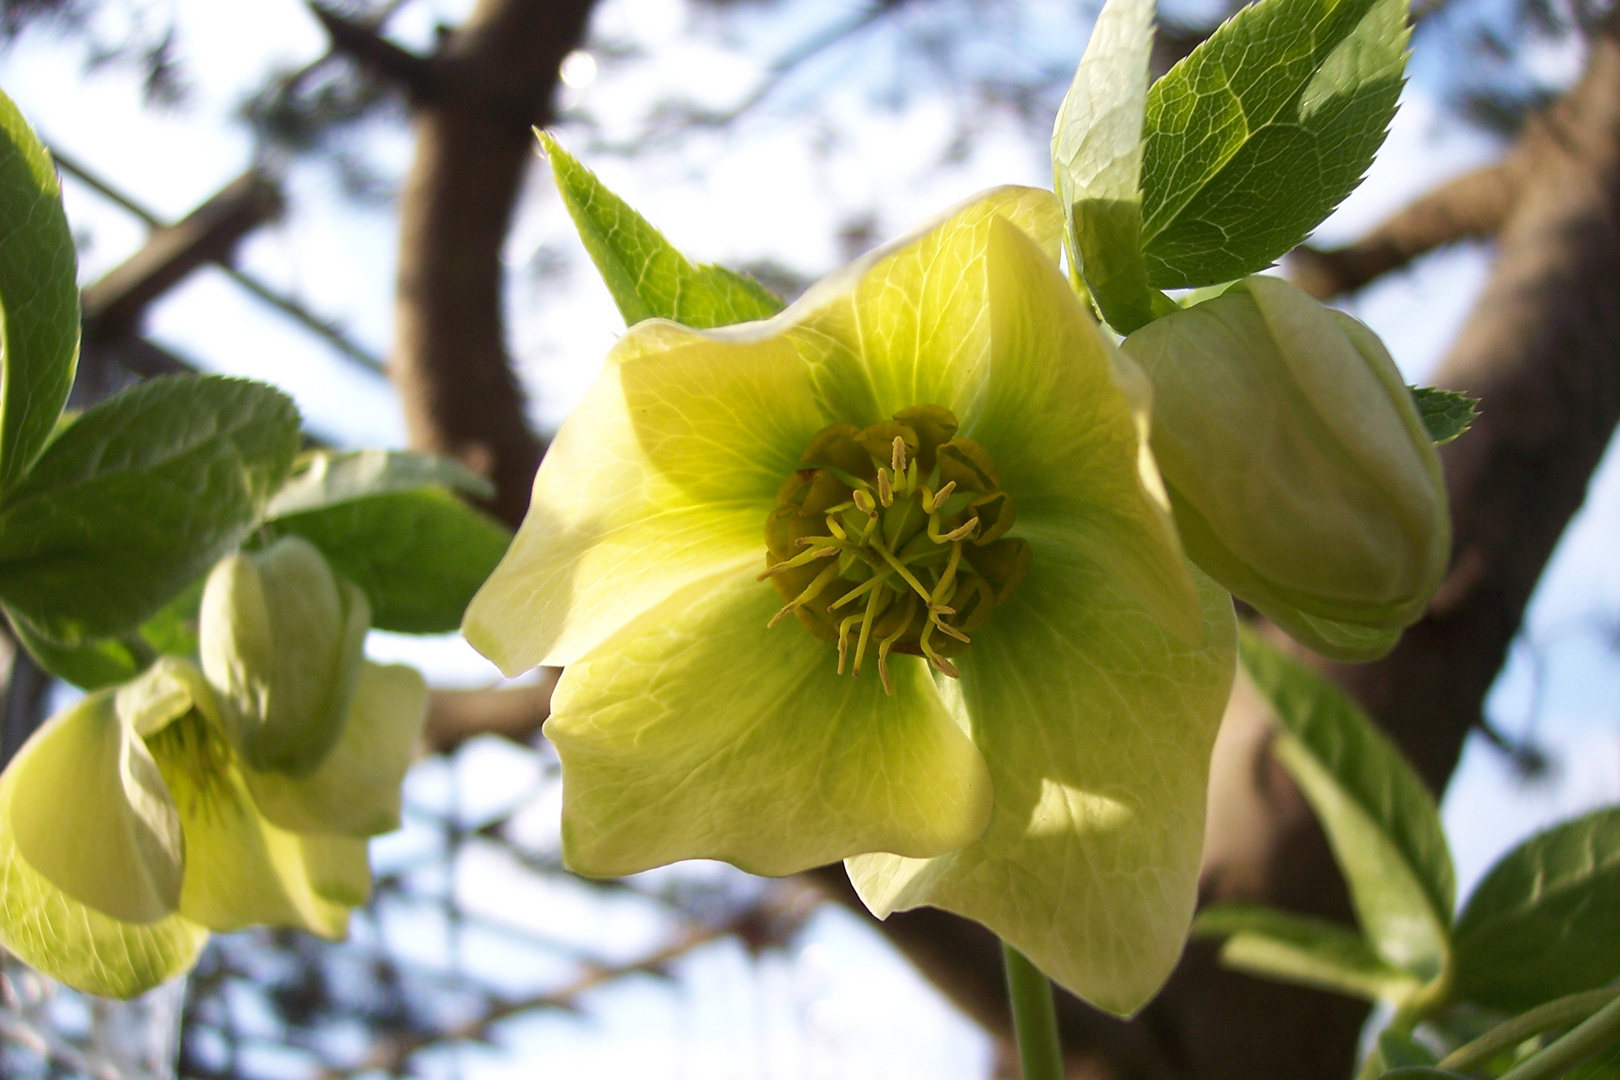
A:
[0,375,300,644]
[540,131,783,329]
[1239,630,1453,979]
[1139,0,1410,286]
[1194,902,1422,1002]
[0,86,79,494]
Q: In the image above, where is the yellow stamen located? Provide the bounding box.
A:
[871,536,938,607]
[877,467,894,507]
[918,620,960,678]
[836,613,864,674]
[767,562,843,627]
[829,567,896,610]
[891,435,907,475]
[851,584,885,675]
[876,593,917,696]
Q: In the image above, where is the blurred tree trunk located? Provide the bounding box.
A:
[386,2,1620,1078]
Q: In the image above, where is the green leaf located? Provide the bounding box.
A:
[1051,0,1160,332]
[1410,386,1478,444]
[0,375,300,644]
[0,86,79,494]
[1194,902,1422,1001]
[539,131,785,329]
[1452,807,1620,1012]
[6,609,149,689]
[1377,1029,1442,1071]
[1240,630,1454,979]
[268,488,511,634]
[265,448,494,519]
[6,575,205,689]
[1138,0,1411,288]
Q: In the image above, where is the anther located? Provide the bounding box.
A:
[925,481,956,512]
[852,489,876,513]
[891,435,907,474]
[877,468,894,507]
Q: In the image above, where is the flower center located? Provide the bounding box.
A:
[762,405,1031,694]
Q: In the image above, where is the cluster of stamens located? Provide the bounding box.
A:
[761,405,1030,694]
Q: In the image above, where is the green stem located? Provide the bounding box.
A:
[1497,992,1620,1080]
[1440,989,1620,1074]
[1002,942,1064,1080]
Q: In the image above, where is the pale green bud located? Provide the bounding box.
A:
[199,536,370,775]
[1122,276,1449,661]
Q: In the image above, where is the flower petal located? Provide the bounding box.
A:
[245,661,428,837]
[845,538,1236,1016]
[796,186,1065,426]
[6,687,184,924]
[0,763,206,998]
[131,659,363,939]
[464,324,829,674]
[972,214,1200,642]
[546,567,993,878]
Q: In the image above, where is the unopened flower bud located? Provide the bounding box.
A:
[200,536,370,775]
[1122,276,1449,660]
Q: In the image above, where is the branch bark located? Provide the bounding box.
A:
[1289,160,1520,299]
[377,0,595,529]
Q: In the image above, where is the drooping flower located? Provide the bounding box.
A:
[1121,276,1450,661]
[0,538,428,998]
[463,187,1236,1014]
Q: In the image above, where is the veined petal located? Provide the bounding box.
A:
[846,539,1236,1016]
[546,567,993,878]
[245,661,428,837]
[6,687,183,924]
[972,215,1199,642]
[464,326,827,674]
[795,186,1065,425]
[146,704,359,939]
[0,763,206,998]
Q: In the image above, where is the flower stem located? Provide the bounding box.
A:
[1439,989,1619,1074]
[1002,942,1063,1080]
[1497,992,1620,1080]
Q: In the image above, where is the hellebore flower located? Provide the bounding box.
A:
[0,539,427,998]
[1121,276,1449,661]
[464,187,1237,1013]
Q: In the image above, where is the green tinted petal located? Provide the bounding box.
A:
[972,215,1200,641]
[546,567,992,878]
[795,187,1065,425]
[846,541,1235,1015]
[246,661,428,837]
[200,538,370,775]
[464,322,829,674]
[146,708,355,939]
[299,832,372,907]
[0,764,206,998]
[6,688,183,924]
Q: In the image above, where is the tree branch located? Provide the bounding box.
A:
[387,0,595,530]
[308,3,437,101]
[421,675,556,755]
[1289,161,1521,299]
